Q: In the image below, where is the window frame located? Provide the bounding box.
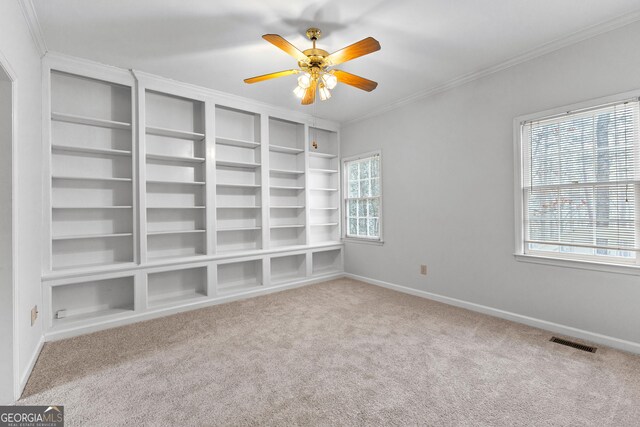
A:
[513,90,640,275]
[342,150,383,244]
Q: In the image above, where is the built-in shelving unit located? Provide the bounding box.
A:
[49,70,135,271]
[216,106,263,254]
[269,117,306,248]
[43,57,344,340]
[145,90,208,260]
[308,127,340,244]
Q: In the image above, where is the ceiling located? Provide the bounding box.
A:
[32,0,640,123]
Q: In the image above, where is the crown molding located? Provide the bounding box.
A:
[18,0,47,57]
[345,10,640,125]
[44,51,339,131]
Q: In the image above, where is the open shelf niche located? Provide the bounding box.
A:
[145,91,207,260]
[269,117,306,248]
[217,258,263,294]
[50,71,134,271]
[270,253,306,285]
[215,106,263,253]
[147,266,208,307]
[308,127,340,244]
[51,276,135,327]
[312,248,343,276]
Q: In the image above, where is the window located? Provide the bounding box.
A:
[343,152,382,241]
[517,96,640,266]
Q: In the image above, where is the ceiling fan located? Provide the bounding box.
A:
[244,28,380,105]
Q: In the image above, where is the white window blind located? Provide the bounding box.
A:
[521,99,640,263]
[344,153,382,240]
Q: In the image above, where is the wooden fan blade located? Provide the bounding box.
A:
[333,70,378,92]
[244,69,298,84]
[262,34,309,63]
[325,37,380,66]
[302,80,317,105]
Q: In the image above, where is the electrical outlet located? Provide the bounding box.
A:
[31,305,38,326]
[420,264,427,275]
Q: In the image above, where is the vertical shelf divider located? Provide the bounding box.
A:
[135,79,148,264]
[205,99,217,255]
[304,124,311,246]
[260,113,270,250]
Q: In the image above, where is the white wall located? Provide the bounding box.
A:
[0,71,14,404]
[341,21,640,347]
[0,1,44,400]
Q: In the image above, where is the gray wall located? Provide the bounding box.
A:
[341,21,640,346]
[0,1,44,401]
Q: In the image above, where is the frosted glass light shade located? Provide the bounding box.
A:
[322,73,337,90]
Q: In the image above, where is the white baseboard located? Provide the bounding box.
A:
[17,335,44,400]
[345,273,640,355]
[45,272,344,342]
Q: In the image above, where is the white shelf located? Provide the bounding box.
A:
[217,206,261,209]
[146,126,205,141]
[309,168,339,174]
[147,230,206,236]
[270,185,304,190]
[311,223,339,226]
[309,187,338,192]
[146,153,205,163]
[52,175,132,183]
[216,136,260,148]
[269,144,304,154]
[147,206,205,209]
[309,152,338,159]
[52,206,133,210]
[216,160,261,169]
[217,226,262,232]
[51,112,132,130]
[311,207,339,210]
[270,169,304,175]
[270,225,305,229]
[52,232,133,241]
[216,183,260,189]
[52,145,132,157]
[271,206,305,209]
[147,180,205,186]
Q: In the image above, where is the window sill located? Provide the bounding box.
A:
[342,237,384,246]
[514,253,640,276]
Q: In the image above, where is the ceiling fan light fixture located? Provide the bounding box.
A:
[293,85,306,98]
[319,84,331,101]
[244,29,380,105]
[297,72,312,89]
[322,72,338,90]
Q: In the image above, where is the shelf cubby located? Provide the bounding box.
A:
[144,90,207,257]
[308,127,340,244]
[312,249,342,275]
[51,276,135,327]
[217,259,262,294]
[52,236,134,271]
[270,253,306,285]
[50,71,134,271]
[147,266,207,307]
[147,232,206,260]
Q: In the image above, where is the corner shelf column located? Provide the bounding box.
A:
[205,99,217,255]
[135,80,148,264]
[260,113,270,250]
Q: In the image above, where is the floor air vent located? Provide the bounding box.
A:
[550,337,597,353]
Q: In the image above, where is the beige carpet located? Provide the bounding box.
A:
[20,278,640,426]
